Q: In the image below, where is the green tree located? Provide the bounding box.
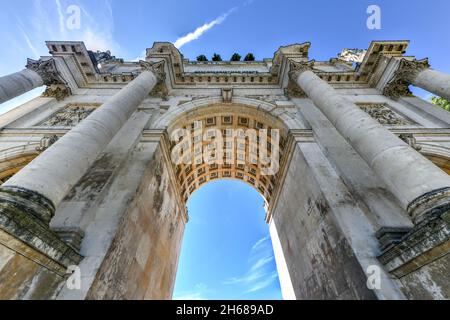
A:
[431,96,450,111]
[230,53,241,61]
[244,53,255,61]
[196,55,208,62]
[212,53,222,62]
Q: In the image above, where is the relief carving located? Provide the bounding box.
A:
[41,105,97,127]
[42,84,71,101]
[399,133,422,151]
[26,58,66,86]
[286,61,315,98]
[383,58,430,100]
[36,135,59,152]
[357,103,411,126]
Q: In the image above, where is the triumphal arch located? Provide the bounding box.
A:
[0,40,449,300]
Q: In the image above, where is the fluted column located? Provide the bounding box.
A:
[0,66,159,225]
[290,62,450,224]
[0,58,67,104]
[384,58,450,101]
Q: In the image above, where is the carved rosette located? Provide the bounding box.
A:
[383,58,430,100]
[26,58,66,86]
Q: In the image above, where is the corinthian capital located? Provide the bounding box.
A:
[396,58,430,83]
[288,61,315,83]
[139,60,166,82]
[26,58,66,86]
[383,58,430,100]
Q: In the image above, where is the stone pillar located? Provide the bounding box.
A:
[0,66,159,226]
[412,68,450,101]
[290,62,450,224]
[0,69,43,104]
[0,58,67,104]
[384,58,450,101]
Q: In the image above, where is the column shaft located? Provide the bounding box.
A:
[412,68,450,101]
[0,69,44,104]
[2,71,157,219]
[295,70,450,223]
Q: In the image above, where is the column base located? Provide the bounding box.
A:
[0,186,82,268]
[378,209,450,279]
[52,227,85,252]
[407,187,450,224]
[375,227,412,252]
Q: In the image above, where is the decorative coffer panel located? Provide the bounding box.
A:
[356,103,413,126]
[40,104,99,127]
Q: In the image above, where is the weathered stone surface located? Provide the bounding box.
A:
[270,145,378,300]
[86,147,185,300]
[1,39,450,301]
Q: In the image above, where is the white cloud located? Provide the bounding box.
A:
[173,7,237,49]
[251,235,270,252]
[173,283,211,300]
[245,272,278,293]
[223,235,279,294]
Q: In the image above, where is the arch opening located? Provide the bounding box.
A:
[165,103,290,217]
[173,179,283,300]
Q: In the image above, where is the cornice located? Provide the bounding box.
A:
[40,40,416,93]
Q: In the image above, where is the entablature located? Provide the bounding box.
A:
[41,40,416,93]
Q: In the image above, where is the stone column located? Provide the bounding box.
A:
[384,58,450,101]
[0,69,43,104]
[290,62,450,224]
[0,59,66,104]
[0,64,160,226]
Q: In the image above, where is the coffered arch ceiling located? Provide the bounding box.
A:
[166,103,292,212]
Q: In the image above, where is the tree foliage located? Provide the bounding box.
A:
[196,55,208,62]
[431,96,450,111]
[244,53,255,61]
[212,53,223,62]
[230,53,241,61]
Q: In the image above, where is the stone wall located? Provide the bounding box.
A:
[271,144,377,300]
[398,253,450,300]
[86,146,185,299]
[0,229,65,300]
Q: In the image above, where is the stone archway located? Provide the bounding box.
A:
[0,147,40,184]
[84,100,299,300]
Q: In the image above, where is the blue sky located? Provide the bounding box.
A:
[1,0,450,110]
[1,0,450,300]
[174,181,281,300]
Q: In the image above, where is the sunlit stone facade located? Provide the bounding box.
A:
[0,40,449,300]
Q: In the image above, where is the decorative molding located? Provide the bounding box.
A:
[383,58,430,100]
[285,61,315,98]
[288,61,315,83]
[139,60,166,82]
[140,60,168,99]
[221,88,233,103]
[41,105,96,127]
[399,133,422,151]
[26,58,66,86]
[42,84,71,101]
[36,135,59,153]
[357,103,411,126]
[338,48,367,63]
